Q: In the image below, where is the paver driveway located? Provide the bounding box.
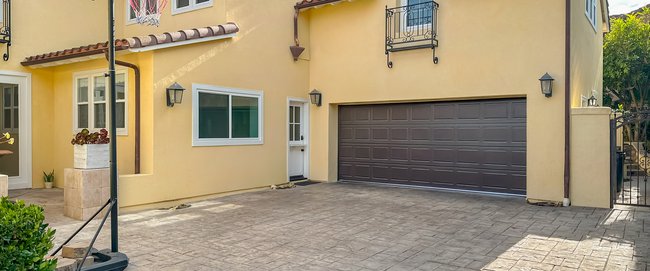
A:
[37,183,650,270]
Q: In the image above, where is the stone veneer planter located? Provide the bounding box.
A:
[74,144,109,169]
[64,168,110,220]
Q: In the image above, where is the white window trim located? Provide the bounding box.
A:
[72,69,129,136]
[192,84,264,147]
[126,0,137,25]
[585,0,597,32]
[172,0,213,15]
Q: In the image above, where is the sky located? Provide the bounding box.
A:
[609,0,650,15]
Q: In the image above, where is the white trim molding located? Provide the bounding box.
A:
[171,0,213,15]
[192,84,264,147]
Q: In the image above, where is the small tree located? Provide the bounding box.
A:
[604,8,650,111]
[0,198,57,271]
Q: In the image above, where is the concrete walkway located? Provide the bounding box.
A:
[10,183,650,271]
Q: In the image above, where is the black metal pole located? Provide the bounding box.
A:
[108,0,119,253]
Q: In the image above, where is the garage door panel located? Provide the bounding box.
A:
[339,99,526,195]
[390,128,409,140]
[458,104,481,119]
[390,106,409,121]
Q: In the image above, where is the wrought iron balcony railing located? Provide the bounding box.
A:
[0,0,10,61]
[385,0,438,68]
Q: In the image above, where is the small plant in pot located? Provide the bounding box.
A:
[43,170,54,189]
[71,129,110,169]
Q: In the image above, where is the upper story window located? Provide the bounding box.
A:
[402,0,433,27]
[192,84,263,146]
[585,0,597,31]
[127,0,158,24]
[74,71,128,135]
[172,0,212,15]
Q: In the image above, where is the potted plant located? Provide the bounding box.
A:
[71,129,110,169]
[43,170,54,189]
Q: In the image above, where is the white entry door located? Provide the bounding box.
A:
[0,73,31,189]
[288,101,307,180]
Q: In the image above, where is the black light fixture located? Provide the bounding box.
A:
[309,89,322,107]
[166,82,185,107]
[587,95,598,107]
[539,73,554,98]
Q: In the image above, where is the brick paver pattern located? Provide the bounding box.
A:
[39,183,650,270]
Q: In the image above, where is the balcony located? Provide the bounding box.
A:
[385,0,439,68]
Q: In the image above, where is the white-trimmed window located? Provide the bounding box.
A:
[172,0,212,15]
[2,85,18,131]
[585,0,597,31]
[74,71,128,135]
[127,0,158,24]
[192,84,263,146]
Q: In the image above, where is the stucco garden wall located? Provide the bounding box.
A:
[569,107,611,208]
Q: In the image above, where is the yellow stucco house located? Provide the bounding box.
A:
[0,0,612,210]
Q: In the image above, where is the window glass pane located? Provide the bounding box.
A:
[3,109,10,129]
[94,76,106,102]
[116,74,126,100]
[196,0,210,3]
[145,0,158,15]
[232,96,259,138]
[294,106,300,123]
[13,108,18,129]
[94,104,106,128]
[3,89,10,107]
[289,124,295,141]
[129,2,136,19]
[78,105,89,128]
[177,0,190,8]
[198,92,229,138]
[77,78,89,103]
[116,102,126,129]
[13,87,18,106]
[289,107,294,123]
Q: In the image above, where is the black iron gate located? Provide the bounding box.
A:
[611,111,650,207]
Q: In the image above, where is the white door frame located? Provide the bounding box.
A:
[0,71,32,190]
[286,97,309,181]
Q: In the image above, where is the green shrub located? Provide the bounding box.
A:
[0,197,57,271]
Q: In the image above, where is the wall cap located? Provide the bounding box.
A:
[571,107,612,116]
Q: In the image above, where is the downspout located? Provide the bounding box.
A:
[563,0,571,207]
[105,51,141,174]
[290,7,306,61]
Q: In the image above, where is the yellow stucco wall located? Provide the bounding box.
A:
[570,107,610,208]
[117,0,310,208]
[307,0,568,202]
[571,0,606,107]
[1,0,608,209]
[0,1,108,187]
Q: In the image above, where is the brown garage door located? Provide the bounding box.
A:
[338,99,526,195]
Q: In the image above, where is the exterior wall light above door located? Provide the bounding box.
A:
[309,89,322,107]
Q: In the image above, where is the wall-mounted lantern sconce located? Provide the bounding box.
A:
[539,73,554,98]
[587,95,598,107]
[309,89,322,107]
[166,82,185,107]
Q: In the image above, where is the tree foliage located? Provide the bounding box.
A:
[604,8,650,110]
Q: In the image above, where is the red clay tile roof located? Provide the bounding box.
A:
[21,22,239,67]
[295,0,343,9]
